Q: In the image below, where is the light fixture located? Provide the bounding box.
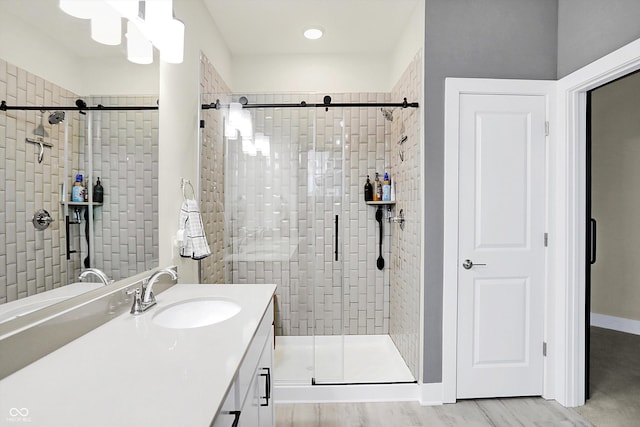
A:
[158,18,185,64]
[59,0,98,19]
[60,0,185,64]
[105,0,139,20]
[90,2,122,45]
[303,27,324,40]
[126,20,153,64]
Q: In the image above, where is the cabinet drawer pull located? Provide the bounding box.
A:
[230,410,241,427]
[260,367,271,406]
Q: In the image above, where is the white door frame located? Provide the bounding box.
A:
[442,38,640,407]
[443,78,555,403]
[552,38,640,407]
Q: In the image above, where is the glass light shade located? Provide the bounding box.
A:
[59,0,100,19]
[106,0,139,20]
[126,20,153,64]
[91,5,122,46]
[159,18,184,63]
[144,0,172,27]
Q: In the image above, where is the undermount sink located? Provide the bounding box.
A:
[152,298,241,329]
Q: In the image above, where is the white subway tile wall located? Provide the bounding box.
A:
[199,54,230,284]
[220,92,394,338]
[389,50,423,379]
[80,96,159,281]
[0,59,76,303]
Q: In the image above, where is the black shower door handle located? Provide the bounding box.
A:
[590,218,597,264]
[334,214,339,261]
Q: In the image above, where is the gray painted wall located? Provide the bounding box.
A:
[558,0,640,78]
[422,0,640,386]
[422,0,558,383]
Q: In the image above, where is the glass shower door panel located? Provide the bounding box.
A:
[312,107,345,384]
[222,97,317,385]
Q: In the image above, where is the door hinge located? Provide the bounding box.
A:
[543,342,548,357]
[199,119,206,129]
[544,233,548,247]
[545,121,549,136]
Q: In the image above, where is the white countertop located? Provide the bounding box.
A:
[0,283,276,427]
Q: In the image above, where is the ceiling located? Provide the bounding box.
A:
[0,0,421,59]
[203,0,422,56]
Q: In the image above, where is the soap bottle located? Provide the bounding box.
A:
[390,178,396,201]
[382,171,391,201]
[93,177,104,203]
[374,172,382,201]
[71,174,85,202]
[364,175,373,202]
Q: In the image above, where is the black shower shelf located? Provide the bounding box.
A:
[365,201,396,206]
[61,202,103,207]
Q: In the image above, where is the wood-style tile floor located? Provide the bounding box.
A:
[277,327,640,426]
[276,398,591,426]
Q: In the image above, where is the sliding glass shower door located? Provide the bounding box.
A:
[310,107,346,384]
[220,94,326,384]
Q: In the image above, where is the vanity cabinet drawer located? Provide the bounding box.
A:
[237,300,273,401]
[212,299,274,427]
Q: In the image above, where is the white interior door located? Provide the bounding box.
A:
[456,93,546,399]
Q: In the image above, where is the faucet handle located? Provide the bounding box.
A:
[127,288,143,315]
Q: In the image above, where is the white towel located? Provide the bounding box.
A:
[179,199,211,260]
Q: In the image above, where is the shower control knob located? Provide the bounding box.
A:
[32,209,54,231]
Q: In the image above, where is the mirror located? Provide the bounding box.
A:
[0,1,159,322]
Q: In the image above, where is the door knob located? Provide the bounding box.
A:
[462,259,486,269]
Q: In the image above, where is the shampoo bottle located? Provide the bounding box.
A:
[364,175,373,202]
[374,172,382,201]
[71,174,85,202]
[382,171,391,201]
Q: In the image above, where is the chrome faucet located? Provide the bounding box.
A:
[78,268,112,286]
[129,267,178,315]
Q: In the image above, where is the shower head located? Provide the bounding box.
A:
[48,111,65,125]
[380,108,394,122]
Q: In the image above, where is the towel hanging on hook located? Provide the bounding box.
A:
[181,178,196,201]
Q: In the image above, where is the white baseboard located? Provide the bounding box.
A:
[590,312,640,335]
[419,383,443,406]
[274,383,443,406]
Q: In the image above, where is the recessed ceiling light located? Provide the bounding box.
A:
[304,27,324,40]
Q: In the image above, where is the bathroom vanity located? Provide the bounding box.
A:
[0,283,276,427]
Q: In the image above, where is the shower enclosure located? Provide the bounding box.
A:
[201,92,421,386]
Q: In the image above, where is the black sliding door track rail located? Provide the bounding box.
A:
[202,96,419,110]
[1,100,158,112]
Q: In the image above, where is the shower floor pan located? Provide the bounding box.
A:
[274,334,414,385]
